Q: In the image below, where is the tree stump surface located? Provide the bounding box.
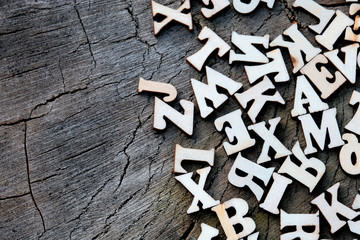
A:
[0,0,359,239]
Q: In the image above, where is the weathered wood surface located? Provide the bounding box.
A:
[0,0,359,239]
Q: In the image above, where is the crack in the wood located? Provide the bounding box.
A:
[254,11,274,35]
[0,86,87,127]
[0,192,30,201]
[73,1,97,69]
[125,0,155,48]
[69,176,115,240]
[1,64,49,81]
[24,122,46,237]
[90,187,143,240]
[138,173,176,239]
[0,26,33,36]
[30,173,59,185]
[220,181,230,201]
[179,221,196,240]
[151,46,164,80]
[265,213,270,239]
[61,142,107,163]
[278,0,297,24]
[114,101,152,193]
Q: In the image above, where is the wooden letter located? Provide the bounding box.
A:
[187,27,231,71]
[233,0,274,14]
[198,223,219,240]
[280,210,320,240]
[138,77,177,102]
[152,0,193,35]
[345,90,360,135]
[291,75,329,117]
[228,153,275,201]
[270,23,321,73]
[315,10,354,50]
[278,142,325,192]
[230,33,269,64]
[174,144,215,174]
[345,4,360,42]
[212,198,256,239]
[349,188,360,235]
[260,173,293,215]
[300,54,346,99]
[298,108,344,154]
[201,0,230,18]
[235,76,285,123]
[339,134,360,175]
[353,191,360,210]
[311,182,359,234]
[192,66,242,118]
[175,167,220,214]
[349,220,360,235]
[153,97,194,135]
[245,49,289,84]
[293,0,335,34]
[214,109,256,156]
[248,117,291,164]
[241,232,259,240]
[324,43,359,84]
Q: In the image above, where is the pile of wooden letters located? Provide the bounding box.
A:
[138,0,360,239]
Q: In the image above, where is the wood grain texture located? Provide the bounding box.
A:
[0,0,359,239]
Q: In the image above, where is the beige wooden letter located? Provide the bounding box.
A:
[348,220,360,235]
[353,191,360,210]
[201,0,230,18]
[345,4,360,42]
[339,134,360,175]
[278,142,325,192]
[248,117,291,164]
[230,33,269,64]
[345,90,360,135]
[233,0,274,14]
[138,77,177,102]
[214,109,256,156]
[235,76,285,123]
[315,10,354,51]
[349,187,360,235]
[270,23,321,73]
[198,223,219,240]
[192,66,242,118]
[260,173,293,215]
[187,27,231,71]
[174,144,214,174]
[154,97,194,135]
[175,167,220,214]
[291,75,329,117]
[212,198,256,239]
[324,43,359,84]
[245,49,289,84]
[280,210,320,240]
[300,54,346,99]
[228,153,275,201]
[298,108,344,154]
[241,232,259,240]
[311,182,359,234]
[293,0,335,34]
[349,188,360,235]
[151,0,193,35]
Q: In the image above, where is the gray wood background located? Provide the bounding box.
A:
[0,0,359,239]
